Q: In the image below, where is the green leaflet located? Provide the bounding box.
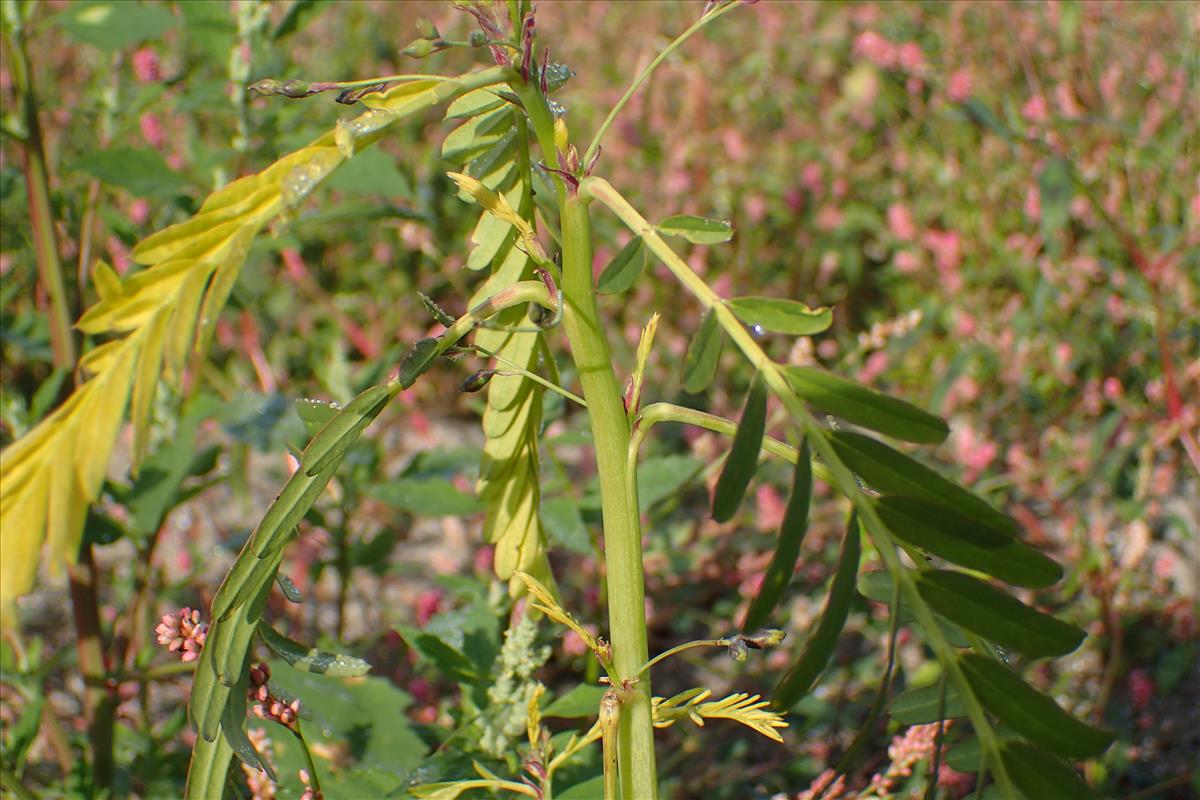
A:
[772,511,861,710]
[958,653,1114,759]
[784,365,948,445]
[244,456,342,561]
[742,437,812,632]
[398,338,443,388]
[183,726,234,800]
[656,214,733,244]
[712,372,768,522]
[596,236,646,294]
[856,569,971,648]
[442,107,513,165]
[188,624,228,743]
[827,431,1018,535]
[681,309,723,393]
[444,86,508,119]
[727,297,833,337]
[220,670,276,781]
[257,621,372,677]
[1002,740,1101,800]
[916,569,1084,658]
[889,681,968,725]
[875,495,1061,588]
[301,383,395,476]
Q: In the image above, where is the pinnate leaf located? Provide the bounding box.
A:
[681,309,723,393]
[712,372,767,522]
[656,214,733,244]
[875,495,1061,588]
[257,621,371,677]
[772,512,861,709]
[958,653,1114,759]
[727,297,833,337]
[596,236,646,294]
[916,569,1085,658]
[785,366,948,444]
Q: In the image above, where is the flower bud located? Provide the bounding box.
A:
[402,39,435,59]
[416,18,439,40]
[742,629,787,649]
[281,78,312,98]
[459,370,496,393]
[468,30,488,47]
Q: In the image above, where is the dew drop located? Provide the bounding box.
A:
[752,324,767,338]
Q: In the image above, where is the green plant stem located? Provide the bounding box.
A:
[293,726,322,794]
[558,195,656,799]
[582,0,744,167]
[635,639,728,679]
[582,176,1016,797]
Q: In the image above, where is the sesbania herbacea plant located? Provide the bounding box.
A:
[0,2,1114,798]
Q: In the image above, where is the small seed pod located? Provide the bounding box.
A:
[468,30,488,47]
[401,39,434,59]
[281,79,312,99]
[416,18,439,40]
[459,370,496,393]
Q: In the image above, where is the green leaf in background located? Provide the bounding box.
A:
[636,455,704,512]
[772,511,861,710]
[656,214,733,244]
[727,298,833,337]
[542,496,592,554]
[1038,157,1074,243]
[889,681,968,725]
[958,653,1114,759]
[542,683,607,718]
[944,731,1019,773]
[681,309,723,393]
[368,477,482,517]
[1002,740,1101,800]
[742,437,812,632]
[827,431,1018,535]
[712,372,767,523]
[875,495,1061,588]
[75,147,189,198]
[271,0,331,40]
[265,664,425,775]
[56,2,177,50]
[324,147,411,197]
[257,621,372,677]
[559,776,607,800]
[596,236,646,294]
[916,570,1085,658]
[784,366,948,445]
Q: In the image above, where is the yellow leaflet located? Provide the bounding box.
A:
[193,227,257,357]
[77,339,128,376]
[75,339,138,499]
[77,269,191,335]
[45,446,87,578]
[360,79,448,115]
[135,184,278,265]
[131,307,172,468]
[92,261,123,301]
[163,263,217,382]
[447,172,535,241]
[0,467,49,615]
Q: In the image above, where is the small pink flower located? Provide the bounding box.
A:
[156,607,208,663]
[1021,94,1049,124]
[897,42,924,72]
[132,48,161,83]
[858,350,889,383]
[946,70,972,102]
[1102,377,1123,401]
[415,590,443,628]
[800,163,823,194]
[106,235,132,275]
[853,31,897,69]
[894,249,921,274]
[129,198,150,226]
[755,484,787,531]
[140,113,165,150]
[887,203,918,241]
[1127,668,1154,711]
[1024,184,1042,221]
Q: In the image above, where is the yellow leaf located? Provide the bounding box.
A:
[0,467,49,617]
[131,307,172,468]
[92,261,123,301]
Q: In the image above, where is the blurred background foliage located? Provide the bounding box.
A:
[1,1,1196,798]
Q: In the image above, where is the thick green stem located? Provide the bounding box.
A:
[559,195,656,799]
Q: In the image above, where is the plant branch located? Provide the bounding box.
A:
[582,175,1017,797]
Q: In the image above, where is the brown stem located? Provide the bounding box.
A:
[67,546,115,793]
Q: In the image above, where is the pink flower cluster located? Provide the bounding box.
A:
[155,607,208,663]
[853,31,925,72]
[248,663,300,730]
